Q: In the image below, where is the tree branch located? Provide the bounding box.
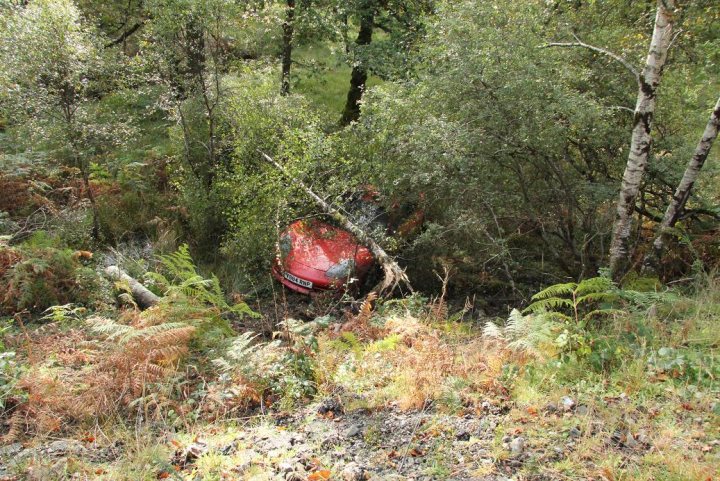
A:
[104,21,144,49]
[541,33,640,82]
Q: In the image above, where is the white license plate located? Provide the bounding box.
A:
[283,272,313,289]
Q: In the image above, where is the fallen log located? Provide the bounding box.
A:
[104,265,160,309]
[259,150,412,295]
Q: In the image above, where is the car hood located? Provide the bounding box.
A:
[280,219,373,272]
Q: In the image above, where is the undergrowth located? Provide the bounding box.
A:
[1,262,718,480]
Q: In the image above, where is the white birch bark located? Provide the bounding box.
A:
[105,265,160,309]
[643,96,720,271]
[608,0,676,280]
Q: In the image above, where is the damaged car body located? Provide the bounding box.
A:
[272,190,424,295]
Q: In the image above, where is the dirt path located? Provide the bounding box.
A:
[1,400,526,480]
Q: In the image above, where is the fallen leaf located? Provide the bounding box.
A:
[308,470,331,480]
[600,467,615,481]
[157,471,170,479]
[526,406,538,416]
[409,448,424,457]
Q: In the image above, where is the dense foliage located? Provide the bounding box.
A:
[0,0,718,479]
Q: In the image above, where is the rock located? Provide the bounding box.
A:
[176,440,208,466]
[636,432,651,446]
[509,437,525,455]
[544,402,558,414]
[221,441,237,455]
[342,462,365,481]
[575,405,589,416]
[0,443,22,457]
[278,461,295,473]
[623,432,639,449]
[561,396,576,412]
[233,460,253,474]
[455,430,471,441]
[317,397,344,416]
[344,424,363,438]
[45,440,86,456]
[568,427,582,439]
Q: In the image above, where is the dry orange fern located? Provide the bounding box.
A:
[337,292,381,340]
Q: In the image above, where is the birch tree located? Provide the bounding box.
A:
[607,0,676,280]
[643,96,720,272]
[0,0,129,240]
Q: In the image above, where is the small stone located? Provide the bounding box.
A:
[278,461,295,473]
[455,430,471,441]
[636,432,651,446]
[544,402,558,414]
[341,462,365,481]
[318,397,344,416]
[561,396,576,412]
[179,440,208,465]
[344,424,362,438]
[233,460,252,474]
[568,427,582,439]
[623,431,639,449]
[509,436,525,455]
[576,405,589,416]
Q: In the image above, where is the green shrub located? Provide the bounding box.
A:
[0,232,112,315]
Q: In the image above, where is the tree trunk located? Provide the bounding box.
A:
[642,96,720,273]
[80,163,101,240]
[186,17,206,83]
[340,3,374,125]
[259,151,411,295]
[608,0,676,281]
[105,266,160,309]
[280,0,295,96]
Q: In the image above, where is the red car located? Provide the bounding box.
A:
[272,219,376,294]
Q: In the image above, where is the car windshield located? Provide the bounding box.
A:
[343,197,388,237]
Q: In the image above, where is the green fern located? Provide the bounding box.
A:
[212,331,263,373]
[88,316,191,345]
[531,282,577,300]
[484,309,560,359]
[524,277,621,326]
[147,244,257,320]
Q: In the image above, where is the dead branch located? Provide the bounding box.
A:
[104,265,160,309]
[259,150,412,295]
[542,33,640,82]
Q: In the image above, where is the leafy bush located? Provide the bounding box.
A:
[215,317,329,410]
[0,240,109,315]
